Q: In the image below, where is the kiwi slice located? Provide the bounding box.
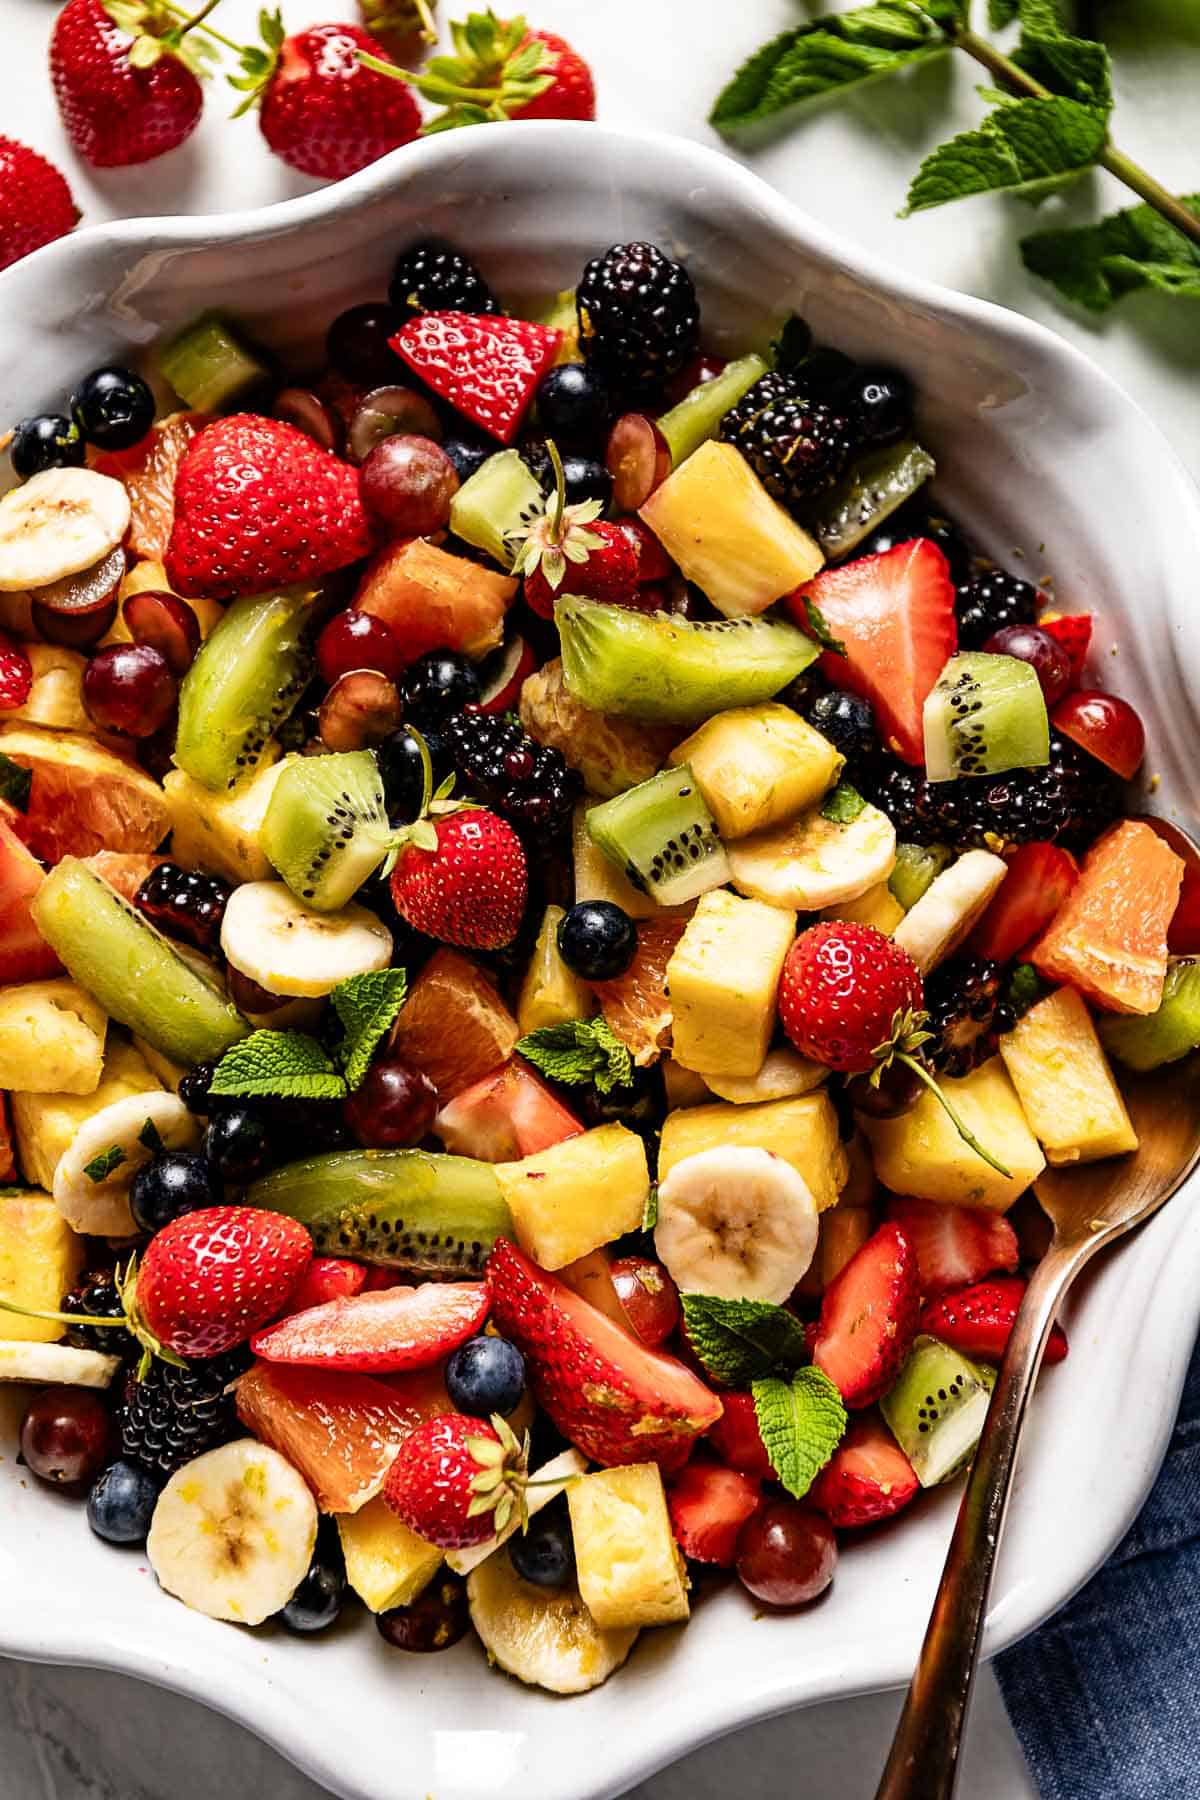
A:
[889,841,953,911]
[587,764,730,907]
[811,440,937,560]
[31,858,248,1067]
[175,586,316,792]
[556,597,818,726]
[923,652,1049,784]
[450,448,544,569]
[156,313,268,412]
[247,1148,512,1275]
[260,751,393,912]
[880,1335,996,1487]
[657,353,767,468]
[1101,959,1200,1070]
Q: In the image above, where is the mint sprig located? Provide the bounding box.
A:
[516,1017,633,1097]
[680,1293,811,1388]
[1021,193,1200,311]
[332,969,408,1090]
[753,1369,847,1500]
[210,970,409,1101]
[905,95,1108,213]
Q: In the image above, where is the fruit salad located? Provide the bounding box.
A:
[0,235,1191,1688]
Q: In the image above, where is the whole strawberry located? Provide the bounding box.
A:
[403,11,594,128]
[165,414,374,601]
[779,921,923,1074]
[512,441,639,618]
[0,137,79,273]
[390,808,527,949]
[50,0,206,168]
[382,1411,528,1548]
[130,1206,313,1360]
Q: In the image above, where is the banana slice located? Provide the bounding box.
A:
[892,849,1008,973]
[727,800,896,911]
[655,1145,819,1303]
[147,1439,318,1626]
[703,1048,827,1106]
[0,470,131,593]
[467,1547,637,1694]
[53,1090,202,1237]
[0,1341,121,1386]
[220,880,392,998]
[447,1448,588,1577]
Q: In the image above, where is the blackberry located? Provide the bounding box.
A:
[955,568,1040,649]
[576,242,699,396]
[63,1270,129,1355]
[388,239,499,318]
[446,710,579,847]
[925,956,1016,1077]
[119,1347,250,1482]
[865,758,957,846]
[134,862,230,955]
[720,372,856,511]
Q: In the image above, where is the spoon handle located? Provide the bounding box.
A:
[874,1241,1078,1800]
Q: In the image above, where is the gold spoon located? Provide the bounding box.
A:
[876,958,1200,1799]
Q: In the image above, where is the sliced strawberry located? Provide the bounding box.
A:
[363,1267,413,1292]
[788,540,956,765]
[811,1222,921,1407]
[282,1255,367,1317]
[809,1413,919,1528]
[390,312,561,444]
[487,1238,722,1472]
[251,1281,489,1373]
[667,1459,760,1566]
[969,842,1078,963]
[0,1094,15,1184]
[0,816,60,983]
[433,1055,583,1162]
[886,1196,1019,1298]
[919,1276,1068,1366]
[1039,612,1091,687]
[706,1390,775,1482]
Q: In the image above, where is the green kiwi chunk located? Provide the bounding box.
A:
[31,859,248,1067]
[657,354,768,468]
[880,1335,996,1487]
[555,597,818,726]
[247,1149,512,1275]
[587,764,731,907]
[449,449,544,569]
[261,751,393,912]
[1101,959,1200,1071]
[175,586,316,792]
[156,313,268,412]
[923,652,1049,783]
[811,441,936,560]
[889,842,954,911]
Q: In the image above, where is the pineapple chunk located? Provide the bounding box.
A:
[662,1059,712,1108]
[12,1037,162,1192]
[669,704,842,839]
[11,645,89,732]
[568,1464,690,1630]
[822,880,905,936]
[658,1092,846,1212]
[861,1056,1044,1211]
[165,750,299,884]
[0,1187,83,1342]
[704,1047,826,1105]
[639,441,824,617]
[0,979,107,1095]
[496,1123,649,1270]
[520,659,677,799]
[999,986,1137,1164]
[132,1036,188,1092]
[517,904,596,1035]
[667,889,796,1079]
[573,802,661,920]
[337,1495,443,1612]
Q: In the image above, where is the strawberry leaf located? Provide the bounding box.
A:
[679,1293,810,1387]
[333,969,409,1090]
[209,1030,348,1101]
[516,1017,633,1096]
[753,1368,847,1499]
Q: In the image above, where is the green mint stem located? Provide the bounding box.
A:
[895,1053,1012,1179]
[952,26,1200,250]
[0,1295,128,1330]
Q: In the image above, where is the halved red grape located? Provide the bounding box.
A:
[227,965,292,1015]
[20,1385,112,1487]
[735,1500,836,1608]
[82,643,177,737]
[343,1056,438,1148]
[478,635,536,714]
[982,623,1071,706]
[665,350,728,407]
[123,589,202,675]
[359,435,459,537]
[610,1255,680,1348]
[273,387,343,455]
[318,669,403,750]
[31,596,118,649]
[1052,689,1146,780]
[606,413,670,513]
[316,608,405,685]
[35,545,125,618]
[349,386,442,463]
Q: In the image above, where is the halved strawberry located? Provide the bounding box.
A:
[434,1055,583,1162]
[811,1222,921,1408]
[969,841,1078,963]
[390,312,561,444]
[706,1390,774,1482]
[885,1196,1019,1298]
[809,1414,919,1528]
[251,1281,489,1373]
[281,1255,367,1317]
[1039,612,1091,687]
[487,1238,722,1472]
[667,1459,760,1566]
[919,1276,1068,1366]
[0,816,60,983]
[787,540,956,765]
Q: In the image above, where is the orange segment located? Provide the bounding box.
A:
[1030,820,1183,1015]
[93,412,207,562]
[390,947,518,1099]
[591,911,692,1066]
[83,852,168,902]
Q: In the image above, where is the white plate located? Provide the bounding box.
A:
[1,122,1199,1800]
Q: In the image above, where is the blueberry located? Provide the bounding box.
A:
[399,651,480,728]
[445,1334,526,1418]
[87,1459,160,1545]
[203,1106,273,1185]
[130,1150,222,1234]
[848,366,913,447]
[179,1062,217,1116]
[10,413,85,481]
[802,689,877,766]
[378,723,444,822]
[70,366,155,451]
[557,901,637,982]
[281,1519,347,1633]
[441,437,492,484]
[535,363,610,449]
[524,441,613,510]
[509,1499,575,1588]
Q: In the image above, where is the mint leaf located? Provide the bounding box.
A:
[1007,961,1044,1018]
[1021,193,1200,311]
[0,752,31,812]
[905,97,1108,213]
[1014,30,1112,111]
[988,0,1020,24]
[83,1145,126,1183]
[642,1183,659,1232]
[822,782,867,825]
[753,1369,847,1498]
[516,1017,633,1097]
[138,1117,165,1154]
[802,598,846,658]
[332,969,408,1090]
[680,1294,810,1387]
[210,1030,348,1101]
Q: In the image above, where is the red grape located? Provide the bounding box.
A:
[20,1385,112,1487]
[615,517,673,584]
[273,387,343,455]
[1052,689,1146,780]
[665,350,727,407]
[227,965,292,1016]
[735,1500,837,1608]
[606,413,670,513]
[349,386,442,463]
[82,643,177,737]
[360,435,459,537]
[610,1255,680,1347]
[344,1056,438,1148]
[982,623,1071,706]
[327,303,405,386]
[318,669,403,750]
[122,589,201,675]
[32,595,118,649]
[377,1573,468,1652]
[316,609,405,685]
[32,544,125,648]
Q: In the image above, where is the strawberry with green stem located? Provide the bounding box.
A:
[382,1410,575,1548]
[50,0,221,167]
[511,440,639,619]
[360,9,595,133]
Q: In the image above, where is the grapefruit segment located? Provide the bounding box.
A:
[0,815,60,982]
[591,911,692,1066]
[1030,820,1183,1015]
[434,1056,583,1161]
[390,947,518,1100]
[93,412,207,562]
[0,726,169,863]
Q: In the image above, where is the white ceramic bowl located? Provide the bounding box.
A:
[2,123,1199,1800]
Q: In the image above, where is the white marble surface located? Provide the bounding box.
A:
[2,1,1198,1795]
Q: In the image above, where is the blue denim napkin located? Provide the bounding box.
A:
[995,1331,1200,1798]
